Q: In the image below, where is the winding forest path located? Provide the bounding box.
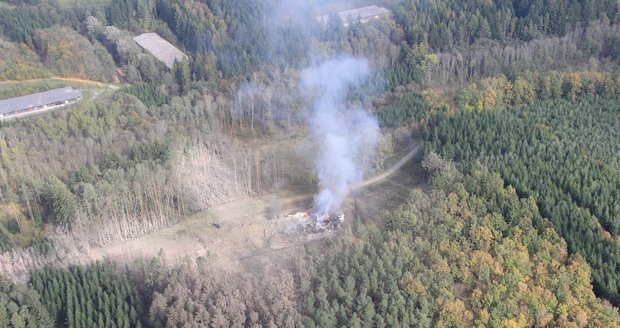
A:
[354,143,420,190]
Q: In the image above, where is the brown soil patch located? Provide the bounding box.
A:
[88,145,423,272]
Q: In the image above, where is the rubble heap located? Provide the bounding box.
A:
[287,212,345,234]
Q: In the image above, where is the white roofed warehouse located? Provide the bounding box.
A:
[317,5,390,27]
[133,33,188,69]
[0,87,83,120]
[338,5,390,26]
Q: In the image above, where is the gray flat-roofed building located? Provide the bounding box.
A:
[133,32,188,69]
[317,5,390,27]
[0,87,82,119]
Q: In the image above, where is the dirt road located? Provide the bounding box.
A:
[0,77,118,89]
[354,143,419,190]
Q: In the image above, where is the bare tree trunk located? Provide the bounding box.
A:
[251,101,255,134]
[25,198,34,224]
[255,152,260,192]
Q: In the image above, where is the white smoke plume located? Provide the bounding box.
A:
[301,57,380,215]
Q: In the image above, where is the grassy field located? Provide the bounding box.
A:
[0,78,119,100]
[0,1,15,9]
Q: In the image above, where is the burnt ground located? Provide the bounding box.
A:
[88,145,427,273]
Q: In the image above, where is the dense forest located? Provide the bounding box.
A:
[424,96,620,305]
[0,274,53,327]
[393,0,618,48]
[31,262,143,328]
[3,157,619,327]
[0,0,619,326]
[302,155,620,327]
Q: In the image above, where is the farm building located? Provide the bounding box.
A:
[316,5,390,27]
[0,87,82,120]
[133,33,188,69]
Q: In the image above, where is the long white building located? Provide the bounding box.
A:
[0,87,82,120]
[316,5,390,27]
[133,33,188,69]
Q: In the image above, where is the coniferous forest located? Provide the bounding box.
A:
[0,0,619,327]
[424,96,620,305]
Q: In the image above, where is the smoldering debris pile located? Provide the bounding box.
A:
[286,212,344,235]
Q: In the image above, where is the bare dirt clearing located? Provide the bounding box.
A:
[88,144,423,271]
[88,194,317,272]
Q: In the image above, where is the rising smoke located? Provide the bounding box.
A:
[233,0,383,216]
[301,57,380,215]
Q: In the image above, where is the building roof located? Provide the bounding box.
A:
[133,33,188,69]
[337,5,390,23]
[0,87,82,115]
[316,5,390,26]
